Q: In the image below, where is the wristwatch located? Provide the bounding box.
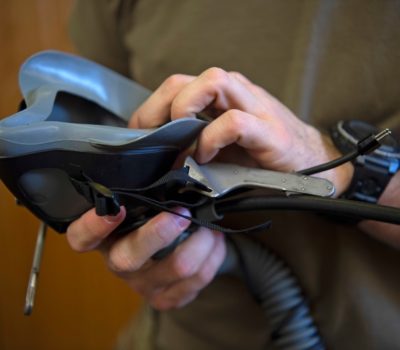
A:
[330,119,400,203]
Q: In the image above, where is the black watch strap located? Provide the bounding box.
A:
[345,155,396,202]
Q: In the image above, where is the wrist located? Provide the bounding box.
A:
[296,124,354,197]
[319,133,355,197]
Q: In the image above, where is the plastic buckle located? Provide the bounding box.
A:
[70,176,120,216]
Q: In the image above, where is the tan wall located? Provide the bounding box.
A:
[0,1,142,349]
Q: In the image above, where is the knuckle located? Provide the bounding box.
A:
[149,295,172,311]
[171,254,196,280]
[149,212,189,247]
[150,216,178,248]
[197,264,216,286]
[203,67,230,88]
[225,109,246,132]
[65,231,86,253]
[149,289,198,311]
[108,245,141,273]
[170,97,191,118]
[128,280,146,295]
[229,70,246,80]
[66,227,97,253]
[150,220,171,247]
[162,74,189,92]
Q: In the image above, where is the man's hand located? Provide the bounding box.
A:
[67,207,226,310]
[130,68,353,194]
[67,68,355,310]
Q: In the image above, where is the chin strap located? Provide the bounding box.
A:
[70,166,272,235]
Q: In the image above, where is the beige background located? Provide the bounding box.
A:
[0,1,142,349]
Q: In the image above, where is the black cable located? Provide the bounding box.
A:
[222,236,326,350]
[298,129,392,175]
[216,195,400,225]
[298,150,358,176]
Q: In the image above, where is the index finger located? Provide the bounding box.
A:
[170,67,266,120]
[129,74,195,129]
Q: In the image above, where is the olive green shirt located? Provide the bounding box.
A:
[70,1,400,349]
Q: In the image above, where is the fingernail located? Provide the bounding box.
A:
[104,206,125,224]
[176,216,190,229]
[173,208,191,229]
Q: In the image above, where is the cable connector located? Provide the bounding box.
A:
[298,128,393,176]
[357,129,391,155]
